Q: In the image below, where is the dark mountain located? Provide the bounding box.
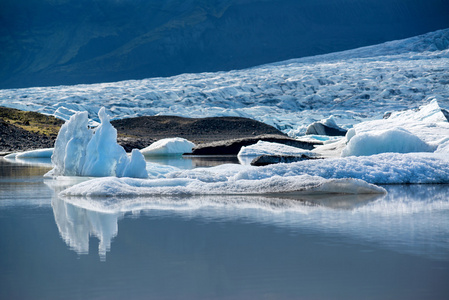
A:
[1,0,448,89]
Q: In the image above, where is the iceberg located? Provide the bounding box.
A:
[348,99,449,146]
[305,116,347,136]
[140,137,195,156]
[237,140,316,165]
[341,127,436,157]
[4,148,54,159]
[47,107,148,178]
[60,174,385,198]
[312,100,449,157]
[238,141,314,158]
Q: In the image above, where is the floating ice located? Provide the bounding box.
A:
[140,138,195,156]
[341,127,436,157]
[238,141,314,158]
[232,153,449,184]
[47,108,148,178]
[52,184,449,261]
[60,174,385,198]
[305,116,347,136]
[349,100,449,146]
[4,148,54,159]
[237,141,315,164]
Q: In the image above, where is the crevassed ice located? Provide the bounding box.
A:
[1,29,448,137]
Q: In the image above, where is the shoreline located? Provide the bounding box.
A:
[1,107,298,155]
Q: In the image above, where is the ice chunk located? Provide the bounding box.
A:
[305,116,347,136]
[140,138,195,156]
[4,148,54,159]
[238,141,314,157]
[120,149,149,179]
[341,127,436,157]
[351,100,449,146]
[233,152,449,184]
[238,140,315,165]
[51,111,92,176]
[48,107,148,178]
[60,174,385,198]
[385,98,449,123]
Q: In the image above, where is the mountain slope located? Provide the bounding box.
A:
[1,0,448,88]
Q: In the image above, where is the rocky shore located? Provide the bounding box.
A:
[1,106,316,155]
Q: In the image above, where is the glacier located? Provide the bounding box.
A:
[0,29,448,137]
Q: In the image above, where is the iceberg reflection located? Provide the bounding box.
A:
[51,184,449,261]
[52,198,119,261]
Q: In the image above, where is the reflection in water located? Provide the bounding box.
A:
[2,156,53,168]
[145,155,240,169]
[52,198,119,261]
[2,161,448,299]
[0,157,52,178]
[51,193,381,260]
[50,183,449,261]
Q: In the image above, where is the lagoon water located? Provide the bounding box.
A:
[1,158,448,300]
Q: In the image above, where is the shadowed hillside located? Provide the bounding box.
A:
[1,0,448,89]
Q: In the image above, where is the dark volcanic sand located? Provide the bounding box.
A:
[111,116,286,152]
[0,119,56,153]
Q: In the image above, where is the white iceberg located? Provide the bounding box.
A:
[4,148,54,159]
[140,137,195,156]
[238,141,314,157]
[313,100,449,157]
[47,107,148,178]
[305,116,347,136]
[341,127,436,157]
[232,153,449,184]
[237,140,316,165]
[60,174,385,198]
[348,99,449,146]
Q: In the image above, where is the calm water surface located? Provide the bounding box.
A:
[1,158,448,300]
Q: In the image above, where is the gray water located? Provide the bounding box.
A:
[1,158,448,300]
